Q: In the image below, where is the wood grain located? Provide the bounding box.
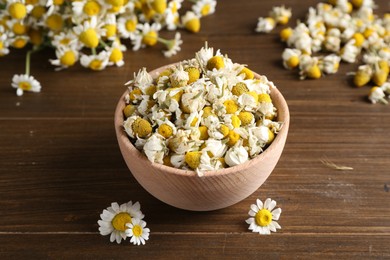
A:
[0,0,390,258]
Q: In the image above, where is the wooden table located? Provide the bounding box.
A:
[1,0,389,258]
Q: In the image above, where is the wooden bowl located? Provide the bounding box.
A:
[114,65,290,211]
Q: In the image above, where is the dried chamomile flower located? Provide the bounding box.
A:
[121,44,283,174]
[368,86,388,104]
[255,17,276,33]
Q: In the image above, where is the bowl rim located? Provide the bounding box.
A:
[115,64,290,178]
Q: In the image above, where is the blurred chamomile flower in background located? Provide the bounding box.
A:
[0,0,219,96]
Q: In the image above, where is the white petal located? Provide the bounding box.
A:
[111,202,120,212]
[272,208,282,220]
[250,204,259,213]
[264,198,272,210]
[267,200,277,211]
[245,217,254,224]
[110,232,116,242]
[115,232,122,244]
[272,221,281,229]
[256,199,263,209]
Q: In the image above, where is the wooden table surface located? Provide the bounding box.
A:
[1,0,389,258]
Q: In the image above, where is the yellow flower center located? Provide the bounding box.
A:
[123,104,136,118]
[26,0,39,4]
[152,0,167,14]
[109,48,123,63]
[12,22,26,35]
[226,130,240,146]
[9,3,27,20]
[53,0,65,5]
[60,38,71,45]
[28,29,43,45]
[372,70,388,86]
[286,56,299,68]
[104,24,117,38]
[190,117,199,127]
[185,18,200,33]
[18,81,32,91]
[83,0,101,16]
[171,2,178,13]
[352,33,365,47]
[258,93,272,103]
[89,59,103,70]
[31,5,46,19]
[231,82,249,96]
[353,70,370,87]
[132,118,152,138]
[198,126,209,140]
[238,111,253,126]
[79,28,99,48]
[307,65,322,79]
[351,0,363,8]
[223,100,238,114]
[60,50,77,66]
[219,124,230,138]
[158,123,173,138]
[255,209,273,227]
[207,56,224,70]
[267,129,275,145]
[106,0,124,7]
[46,14,63,32]
[279,27,293,41]
[240,67,254,80]
[202,106,213,118]
[201,4,211,16]
[111,212,132,232]
[231,115,241,128]
[130,88,143,101]
[185,151,202,170]
[0,41,3,50]
[132,225,143,237]
[12,38,28,49]
[142,3,156,20]
[125,19,137,32]
[185,67,200,84]
[142,30,158,46]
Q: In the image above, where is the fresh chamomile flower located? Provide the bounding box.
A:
[73,16,103,49]
[80,50,110,71]
[319,54,341,74]
[50,46,79,70]
[368,86,388,104]
[0,32,10,56]
[125,218,150,246]
[255,17,276,33]
[7,0,32,20]
[181,11,201,33]
[162,32,182,57]
[282,48,301,69]
[51,31,80,50]
[131,22,161,51]
[98,201,144,244]
[224,145,249,167]
[117,14,138,38]
[246,198,282,235]
[192,0,216,17]
[107,39,126,67]
[269,6,292,25]
[12,74,42,96]
[72,0,103,20]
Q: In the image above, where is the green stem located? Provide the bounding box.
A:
[92,48,96,55]
[25,45,45,76]
[99,40,109,48]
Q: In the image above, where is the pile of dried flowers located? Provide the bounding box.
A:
[0,0,217,96]
[255,1,390,104]
[122,43,283,176]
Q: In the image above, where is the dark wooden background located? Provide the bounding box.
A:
[1,0,389,258]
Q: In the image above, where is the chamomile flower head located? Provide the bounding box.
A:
[80,50,110,71]
[73,16,103,49]
[12,74,42,96]
[162,32,182,57]
[192,0,216,17]
[107,39,126,67]
[368,86,388,104]
[282,48,301,69]
[117,14,138,38]
[224,145,248,167]
[51,31,80,50]
[143,133,168,163]
[246,198,282,235]
[131,22,161,51]
[269,5,292,25]
[72,0,103,20]
[255,17,276,33]
[181,11,200,33]
[319,54,341,74]
[125,218,150,246]
[50,45,79,70]
[98,201,144,244]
